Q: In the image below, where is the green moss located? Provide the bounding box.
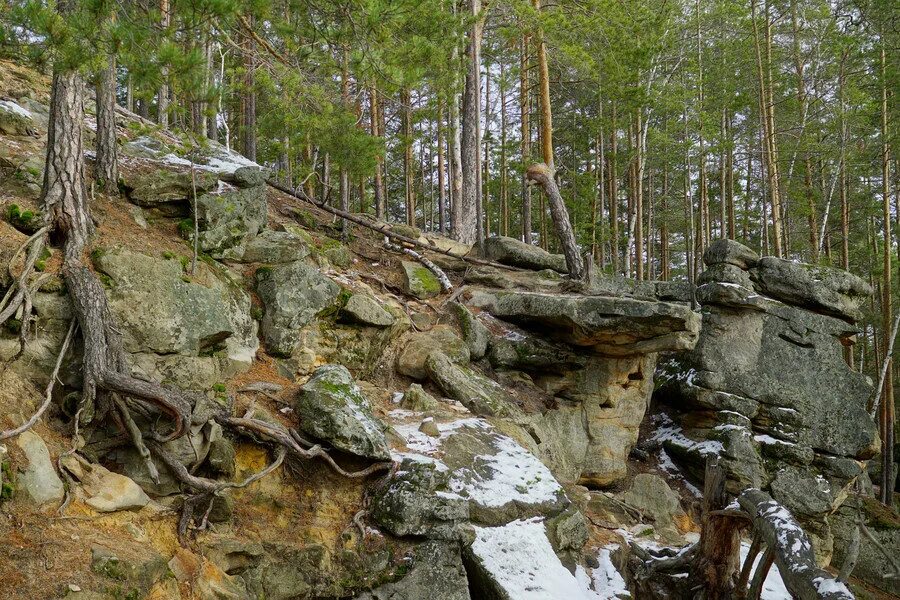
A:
[90,247,106,265]
[162,250,176,260]
[177,218,194,239]
[5,204,40,234]
[409,265,441,295]
[294,209,316,229]
[212,383,227,393]
[179,256,190,272]
[1,460,15,500]
[250,305,264,321]
[4,317,21,334]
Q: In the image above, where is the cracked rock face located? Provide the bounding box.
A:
[655,239,879,566]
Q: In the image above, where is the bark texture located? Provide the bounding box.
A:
[526,163,584,279]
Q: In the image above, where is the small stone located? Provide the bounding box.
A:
[67,584,81,592]
[396,325,470,380]
[419,417,440,437]
[402,384,439,411]
[451,303,490,360]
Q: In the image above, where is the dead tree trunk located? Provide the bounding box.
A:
[526,163,583,279]
[692,458,743,598]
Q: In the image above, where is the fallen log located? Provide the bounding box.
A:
[738,488,855,600]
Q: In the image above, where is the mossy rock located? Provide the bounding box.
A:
[401,260,441,299]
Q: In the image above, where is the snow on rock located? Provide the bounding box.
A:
[469,518,595,600]
[650,413,724,458]
[0,99,33,119]
[583,546,631,599]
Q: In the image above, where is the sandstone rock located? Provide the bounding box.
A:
[750,257,872,323]
[223,165,266,188]
[196,184,268,259]
[488,332,584,374]
[342,294,394,327]
[698,263,754,288]
[295,365,390,460]
[240,543,333,600]
[60,455,149,512]
[396,325,469,380]
[238,229,311,264]
[450,303,489,360]
[123,167,219,214]
[370,456,471,540]
[256,262,340,357]
[91,544,168,596]
[355,542,471,600]
[93,247,258,382]
[464,265,563,291]
[401,260,441,299]
[424,352,513,417]
[419,417,440,437]
[703,238,759,269]
[468,290,700,356]
[473,236,568,273]
[15,431,64,505]
[769,465,847,518]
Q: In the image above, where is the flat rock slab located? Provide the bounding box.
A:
[468,290,700,356]
[472,236,568,273]
[16,431,65,506]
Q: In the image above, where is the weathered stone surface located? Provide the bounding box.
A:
[60,455,149,513]
[295,365,390,460]
[769,465,849,519]
[196,184,268,259]
[256,261,340,357]
[91,544,168,596]
[15,431,64,505]
[703,238,759,269]
[342,294,394,327]
[238,229,311,264]
[488,331,584,374]
[240,543,333,600]
[618,474,685,541]
[396,325,469,380]
[355,542,471,600]
[402,384,439,411]
[370,456,470,540]
[95,248,255,355]
[424,352,513,417]
[749,257,872,323]
[401,260,441,299]
[468,290,700,356]
[122,168,218,214]
[473,236,568,273]
[222,165,266,188]
[451,303,489,360]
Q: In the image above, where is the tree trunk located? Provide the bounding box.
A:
[339,48,351,238]
[879,40,894,505]
[609,105,619,273]
[437,101,447,234]
[242,17,257,162]
[533,0,553,172]
[693,458,742,598]
[369,87,385,220]
[402,88,416,227]
[527,164,583,279]
[520,32,532,244]
[458,0,484,244]
[158,0,170,128]
[483,53,491,239]
[95,52,119,194]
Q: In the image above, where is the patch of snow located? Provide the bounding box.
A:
[650,413,723,458]
[655,448,703,498]
[812,576,851,596]
[390,392,403,404]
[387,408,420,419]
[448,423,562,508]
[389,451,449,472]
[471,518,593,599]
[739,541,792,599]
[0,99,32,119]
[503,330,527,342]
[584,546,631,599]
[753,434,797,446]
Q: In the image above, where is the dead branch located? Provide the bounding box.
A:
[266,179,525,272]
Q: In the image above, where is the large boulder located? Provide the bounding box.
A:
[195,183,268,259]
[93,247,258,387]
[0,99,36,135]
[703,238,760,269]
[473,236,568,273]
[401,260,442,300]
[238,229,311,264]
[424,352,514,417]
[295,365,390,460]
[59,455,149,513]
[355,542,471,600]
[341,294,394,327]
[396,325,470,380]
[831,494,900,597]
[749,256,872,323]
[122,167,220,215]
[468,290,700,356]
[256,261,341,357]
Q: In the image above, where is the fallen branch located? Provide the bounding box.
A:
[265,178,524,272]
[384,240,452,292]
[869,311,900,417]
[0,319,76,441]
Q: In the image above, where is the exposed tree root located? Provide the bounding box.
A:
[0,319,76,441]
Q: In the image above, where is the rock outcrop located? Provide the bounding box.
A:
[654,238,879,564]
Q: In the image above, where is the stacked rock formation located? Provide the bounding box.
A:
[655,238,879,564]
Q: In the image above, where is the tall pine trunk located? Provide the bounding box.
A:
[458,0,484,244]
[95,52,119,194]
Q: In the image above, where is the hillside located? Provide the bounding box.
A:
[0,57,898,600]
